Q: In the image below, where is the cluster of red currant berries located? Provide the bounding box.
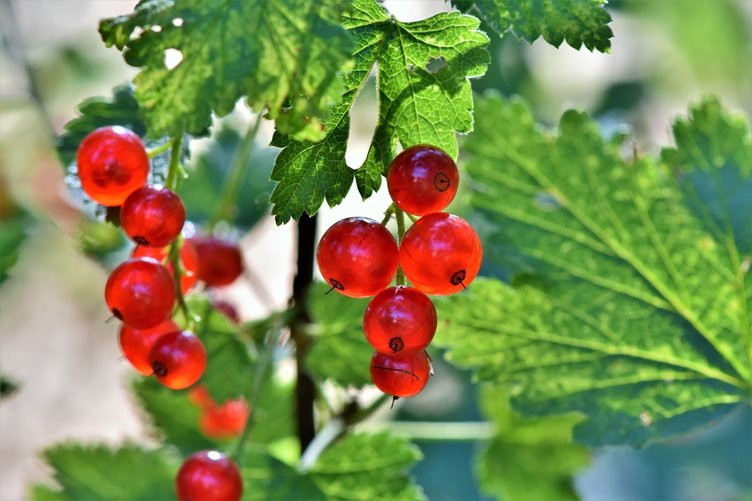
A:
[76,126,245,500]
[317,145,482,400]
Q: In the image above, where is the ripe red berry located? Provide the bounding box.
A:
[149,331,207,390]
[211,299,241,324]
[190,237,244,287]
[176,450,243,501]
[399,212,482,295]
[121,186,186,247]
[132,240,199,293]
[316,217,399,298]
[105,258,176,328]
[370,350,431,398]
[387,145,459,216]
[119,319,179,375]
[200,399,250,440]
[187,385,214,409]
[76,126,149,206]
[363,286,436,355]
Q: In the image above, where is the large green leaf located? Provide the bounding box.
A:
[476,385,589,500]
[99,0,353,141]
[454,0,612,51]
[438,94,751,446]
[307,282,372,388]
[0,202,32,285]
[269,0,489,223]
[32,444,177,501]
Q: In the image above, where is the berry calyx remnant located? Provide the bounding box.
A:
[132,240,199,293]
[190,237,244,287]
[399,212,482,295]
[121,186,186,247]
[176,450,242,501]
[105,257,177,329]
[119,319,179,375]
[316,217,399,298]
[387,145,459,216]
[363,286,437,355]
[370,350,431,398]
[76,126,149,206]
[148,331,207,390]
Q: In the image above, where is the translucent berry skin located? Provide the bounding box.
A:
[119,319,179,375]
[399,212,482,295]
[121,186,186,247]
[387,145,459,216]
[190,237,243,287]
[149,331,207,390]
[76,126,149,206]
[105,258,177,329]
[370,350,431,398]
[200,399,250,440]
[363,286,437,355]
[176,450,243,501]
[132,240,199,293]
[316,217,399,298]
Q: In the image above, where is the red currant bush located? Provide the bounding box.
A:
[119,319,179,375]
[105,257,176,329]
[370,350,431,398]
[399,212,482,295]
[363,286,437,355]
[75,126,149,206]
[176,450,242,501]
[121,186,186,247]
[190,237,244,287]
[387,145,459,216]
[316,217,399,298]
[132,239,199,293]
[149,331,207,390]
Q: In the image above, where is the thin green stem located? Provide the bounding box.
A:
[380,204,395,226]
[209,114,263,229]
[168,237,194,329]
[146,141,172,159]
[395,207,406,286]
[406,213,418,223]
[165,135,184,191]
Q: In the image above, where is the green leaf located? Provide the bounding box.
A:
[438,94,751,447]
[32,444,177,501]
[180,126,276,230]
[0,204,32,285]
[243,453,327,501]
[307,282,372,388]
[0,374,19,399]
[661,97,752,254]
[476,385,588,501]
[454,0,613,51]
[57,85,145,167]
[310,433,425,501]
[269,0,489,223]
[99,0,353,140]
[132,378,217,455]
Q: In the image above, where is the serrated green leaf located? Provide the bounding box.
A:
[454,0,613,51]
[180,126,276,230]
[270,0,489,223]
[99,0,353,140]
[438,94,751,447]
[33,444,177,501]
[476,385,588,501]
[311,433,425,501]
[56,85,145,166]
[132,378,217,455]
[243,454,327,501]
[307,282,372,388]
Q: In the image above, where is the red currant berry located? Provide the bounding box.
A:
[316,217,399,298]
[76,126,149,206]
[370,350,431,398]
[132,240,199,293]
[387,145,459,216]
[190,237,244,287]
[399,212,482,295]
[211,299,241,324]
[363,286,436,355]
[119,319,179,375]
[187,385,214,409]
[199,398,249,440]
[121,186,186,247]
[149,331,207,390]
[105,258,176,329]
[176,450,242,501]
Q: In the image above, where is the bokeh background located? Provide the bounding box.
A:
[1,1,751,500]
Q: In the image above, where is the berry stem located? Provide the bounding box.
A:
[146,141,172,158]
[380,204,395,225]
[168,236,195,328]
[395,207,407,286]
[165,135,184,191]
[209,113,263,229]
